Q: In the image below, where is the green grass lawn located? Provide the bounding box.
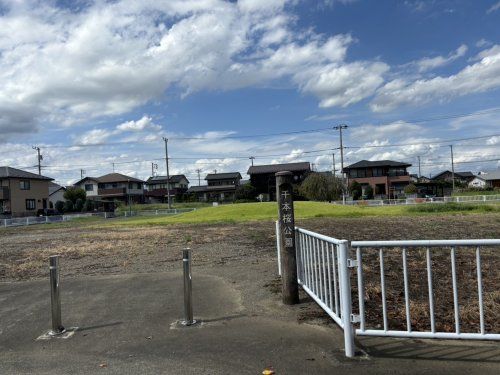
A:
[107,201,500,226]
[452,190,500,196]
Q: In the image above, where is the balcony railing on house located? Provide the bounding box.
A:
[97,187,127,196]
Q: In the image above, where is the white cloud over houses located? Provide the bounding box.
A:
[0,0,388,140]
[371,45,500,112]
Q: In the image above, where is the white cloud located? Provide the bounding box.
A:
[0,0,387,141]
[371,45,500,112]
[487,1,500,14]
[116,116,161,133]
[79,129,114,145]
[350,121,422,141]
[414,44,467,72]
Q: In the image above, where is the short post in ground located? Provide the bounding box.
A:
[49,255,65,335]
[275,171,299,305]
[181,248,196,326]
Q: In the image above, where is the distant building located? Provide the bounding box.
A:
[145,175,189,203]
[247,162,311,201]
[473,171,500,188]
[48,182,66,208]
[343,160,412,199]
[431,170,475,185]
[74,173,145,207]
[187,172,242,202]
[0,166,53,217]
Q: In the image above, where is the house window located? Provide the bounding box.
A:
[20,180,31,190]
[26,199,36,210]
[85,184,94,191]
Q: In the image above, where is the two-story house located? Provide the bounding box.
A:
[0,166,54,217]
[145,175,189,203]
[248,162,311,201]
[187,172,242,202]
[431,170,475,186]
[74,173,145,206]
[343,160,412,199]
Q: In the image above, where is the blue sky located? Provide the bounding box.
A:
[0,0,499,185]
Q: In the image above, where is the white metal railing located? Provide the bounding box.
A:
[119,208,196,217]
[351,239,500,341]
[1,213,97,228]
[294,227,355,357]
[331,194,500,206]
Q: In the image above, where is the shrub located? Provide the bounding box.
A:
[299,173,343,201]
[63,200,74,213]
[404,183,418,195]
[235,184,258,201]
[364,185,374,199]
[349,181,362,200]
[55,200,64,213]
[63,187,86,204]
[83,199,94,212]
[75,198,84,212]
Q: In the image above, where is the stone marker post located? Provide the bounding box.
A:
[275,171,299,305]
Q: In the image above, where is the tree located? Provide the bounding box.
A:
[404,183,418,195]
[55,200,64,213]
[299,173,343,201]
[75,198,84,212]
[364,185,374,199]
[64,187,86,205]
[349,181,362,200]
[235,184,258,201]
[63,200,74,213]
[83,199,94,212]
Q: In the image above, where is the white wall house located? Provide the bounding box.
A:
[48,182,66,208]
[468,176,486,188]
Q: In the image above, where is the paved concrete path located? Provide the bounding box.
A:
[1,272,499,374]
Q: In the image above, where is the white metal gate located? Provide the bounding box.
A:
[275,223,500,357]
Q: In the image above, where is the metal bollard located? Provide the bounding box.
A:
[49,255,65,335]
[182,248,196,326]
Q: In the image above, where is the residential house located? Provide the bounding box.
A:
[472,171,500,188]
[0,166,53,217]
[48,182,66,208]
[343,160,412,199]
[248,162,311,201]
[145,175,189,203]
[187,172,242,202]
[74,173,145,207]
[431,170,476,185]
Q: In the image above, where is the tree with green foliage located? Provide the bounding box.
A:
[235,184,258,201]
[75,198,84,212]
[404,183,418,195]
[63,187,86,205]
[55,200,64,213]
[364,185,374,199]
[349,181,362,200]
[83,199,94,212]
[299,173,343,201]
[63,200,74,212]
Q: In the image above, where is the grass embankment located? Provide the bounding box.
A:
[108,201,500,226]
[115,202,211,212]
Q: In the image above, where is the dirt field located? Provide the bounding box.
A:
[1,213,499,333]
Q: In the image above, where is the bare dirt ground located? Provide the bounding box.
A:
[1,213,499,334]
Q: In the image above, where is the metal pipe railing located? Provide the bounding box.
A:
[49,255,65,335]
[182,248,196,326]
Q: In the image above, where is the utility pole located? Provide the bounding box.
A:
[450,145,455,192]
[249,156,255,166]
[332,153,336,177]
[333,124,348,204]
[214,169,217,174]
[112,162,115,173]
[32,146,42,175]
[80,169,85,180]
[417,156,421,179]
[162,137,172,209]
[196,169,201,186]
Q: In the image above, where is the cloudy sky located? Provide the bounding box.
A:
[1,0,499,185]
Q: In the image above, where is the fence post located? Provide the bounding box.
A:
[182,248,196,326]
[49,255,65,335]
[338,241,355,357]
[275,171,299,305]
